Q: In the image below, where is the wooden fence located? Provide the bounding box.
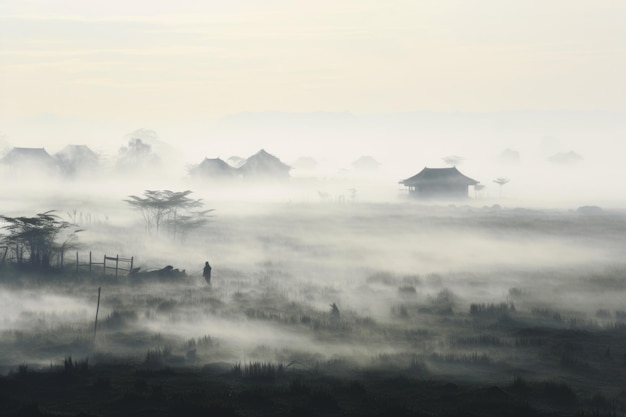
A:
[0,246,134,277]
[75,252,134,277]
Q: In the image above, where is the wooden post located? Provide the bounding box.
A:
[89,251,92,274]
[129,257,134,275]
[76,252,79,273]
[94,287,101,341]
[103,255,106,275]
[115,255,119,277]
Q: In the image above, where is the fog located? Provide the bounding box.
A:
[1,112,626,410]
[3,110,625,208]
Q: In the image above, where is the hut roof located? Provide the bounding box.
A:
[55,145,99,163]
[400,167,478,186]
[352,155,380,171]
[1,147,57,166]
[238,149,290,177]
[54,144,100,176]
[190,157,237,177]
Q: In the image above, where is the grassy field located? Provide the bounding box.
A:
[1,201,625,416]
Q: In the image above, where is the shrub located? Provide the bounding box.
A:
[144,346,172,367]
[542,380,578,405]
[63,356,89,375]
[470,302,516,316]
[398,285,416,294]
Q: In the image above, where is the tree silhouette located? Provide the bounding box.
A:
[493,177,510,199]
[125,190,213,239]
[442,155,464,166]
[0,211,82,269]
[474,183,486,199]
[116,137,161,173]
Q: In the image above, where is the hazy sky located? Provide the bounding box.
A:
[2,0,625,123]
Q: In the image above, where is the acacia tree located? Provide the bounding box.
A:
[165,210,213,243]
[0,211,82,269]
[124,190,213,240]
[493,177,510,199]
[442,155,464,166]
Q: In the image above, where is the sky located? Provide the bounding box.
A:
[2,0,625,121]
[1,0,626,198]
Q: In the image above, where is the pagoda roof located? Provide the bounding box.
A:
[400,166,478,186]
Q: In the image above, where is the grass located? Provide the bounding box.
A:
[2,204,626,415]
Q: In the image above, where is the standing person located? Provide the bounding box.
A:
[203,261,212,285]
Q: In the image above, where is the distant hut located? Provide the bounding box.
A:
[238,149,290,179]
[55,144,100,177]
[352,155,380,172]
[548,151,583,165]
[1,147,59,177]
[189,157,238,179]
[400,167,479,199]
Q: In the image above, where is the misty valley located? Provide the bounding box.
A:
[1,184,625,417]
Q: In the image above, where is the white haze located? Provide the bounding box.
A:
[1,166,625,376]
[2,110,626,208]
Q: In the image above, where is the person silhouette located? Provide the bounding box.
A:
[203,261,212,285]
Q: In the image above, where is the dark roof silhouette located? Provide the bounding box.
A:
[400,166,478,187]
[400,167,479,199]
[190,157,237,178]
[238,149,290,178]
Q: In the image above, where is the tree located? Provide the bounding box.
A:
[164,210,213,243]
[124,190,213,240]
[442,155,464,166]
[116,136,161,173]
[0,211,82,269]
[473,183,486,199]
[493,177,510,199]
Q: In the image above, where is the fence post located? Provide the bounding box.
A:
[89,251,92,274]
[76,252,79,273]
[130,257,134,275]
[103,255,106,275]
[94,287,101,341]
[115,255,119,277]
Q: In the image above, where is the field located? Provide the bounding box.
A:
[1,195,626,416]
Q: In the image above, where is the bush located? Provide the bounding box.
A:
[144,346,172,367]
[470,302,516,316]
[63,356,89,375]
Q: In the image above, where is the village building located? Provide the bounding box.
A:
[238,149,290,179]
[400,166,479,199]
[55,144,100,177]
[0,147,59,177]
[189,157,238,179]
[351,155,380,172]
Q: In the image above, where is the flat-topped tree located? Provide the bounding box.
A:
[493,177,510,199]
[0,211,82,269]
[124,190,212,240]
